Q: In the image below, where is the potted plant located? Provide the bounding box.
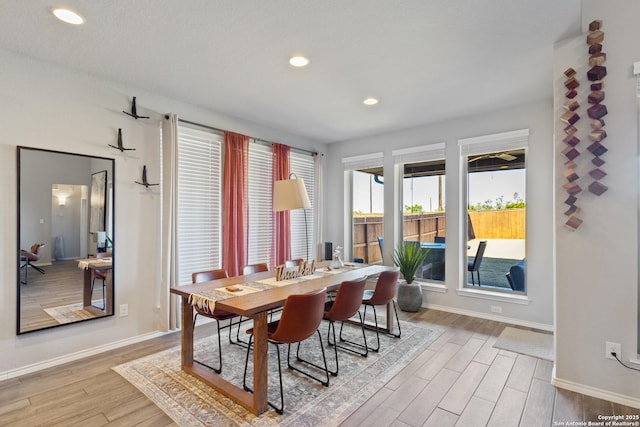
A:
[393,242,429,312]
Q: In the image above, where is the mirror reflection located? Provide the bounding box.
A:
[18,147,115,334]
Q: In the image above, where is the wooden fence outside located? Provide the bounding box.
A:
[352,209,524,264]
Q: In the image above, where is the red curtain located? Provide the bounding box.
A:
[271,143,291,267]
[222,131,249,277]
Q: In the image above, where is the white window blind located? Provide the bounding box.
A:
[342,152,384,170]
[459,129,529,157]
[176,126,222,285]
[290,150,315,259]
[393,142,446,164]
[247,142,273,265]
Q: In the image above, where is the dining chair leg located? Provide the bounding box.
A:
[242,336,287,415]
[289,330,330,386]
[233,316,251,347]
[362,301,401,352]
[193,316,222,374]
[242,334,253,392]
[329,312,368,358]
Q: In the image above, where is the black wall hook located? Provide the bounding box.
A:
[109,128,136,152]
[135,165,159,188]
[123,96,149,119]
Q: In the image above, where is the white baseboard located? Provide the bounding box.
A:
[1,331,169,381]
[424,302,553,332]
[553,374,640,410]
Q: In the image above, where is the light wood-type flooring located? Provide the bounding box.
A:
[18,260,109,333]
[1,308,637,426]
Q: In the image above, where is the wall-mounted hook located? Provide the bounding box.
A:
[135,165,159,188]
[123,96,149,119]
[109,128,136,152]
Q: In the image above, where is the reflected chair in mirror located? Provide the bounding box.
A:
[91,251,112,309]
[191,268,243,374]
[362,270,401,352]
[243,288,329,414]
[467,240,487,286]
[241,263,269,275]
[20,243,46,285]
[284,259,303,268]
[322,277,368,376]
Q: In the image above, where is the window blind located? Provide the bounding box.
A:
[290,151,315,259]
[458,129,529,157]
[247,142,273,265]
[342,152,384,171]
[392,142,446,164]
[176,126,222,285]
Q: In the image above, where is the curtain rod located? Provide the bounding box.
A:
[176,117,317,156]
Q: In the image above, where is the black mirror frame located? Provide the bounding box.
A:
[16,146,115,334]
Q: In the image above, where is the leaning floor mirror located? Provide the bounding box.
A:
[17,146,115,334]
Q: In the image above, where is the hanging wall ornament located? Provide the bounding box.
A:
[560,67,583,230]
[586,20,608,196]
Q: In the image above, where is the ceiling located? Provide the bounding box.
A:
[0,1,582,144]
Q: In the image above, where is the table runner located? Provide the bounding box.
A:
[77,258,112,270]
[187,265,365,313]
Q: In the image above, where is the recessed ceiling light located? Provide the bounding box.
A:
[363,97,379,106]
[289,56,310,67]
[52,8,85,25]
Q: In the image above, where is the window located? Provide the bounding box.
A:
[176,125,316,276]
[460,130,528,292]
[176,126,222,285]
[395,144,446,282]
[343,153,384,264]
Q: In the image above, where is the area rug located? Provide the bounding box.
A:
[114,319,442,426]
[43,300,103,324]
[493,326,554,361]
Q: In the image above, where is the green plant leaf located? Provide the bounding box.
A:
[393,242,429,284]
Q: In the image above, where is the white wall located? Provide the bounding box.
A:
[325,99,555,329]
[553,0,640,407]
[0,49,325,375]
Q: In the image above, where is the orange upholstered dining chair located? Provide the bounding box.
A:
[242,288,329,414]
[191,268,244,374]
[361,270,401,352]
[284,259,303,268]
[321,277,368,376]
[241,263,269,275]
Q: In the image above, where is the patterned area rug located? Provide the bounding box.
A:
[43,300,103,324]
[493,326,554,361]
[114,317,442,426]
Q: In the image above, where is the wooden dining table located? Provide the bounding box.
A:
[170,262,392,415]
[76,257,113,314]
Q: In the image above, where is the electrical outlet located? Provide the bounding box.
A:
[491,305,502,313]
[605,341,621,360]
[119,303,129,317]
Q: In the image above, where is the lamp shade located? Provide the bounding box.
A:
[273,178,311,211]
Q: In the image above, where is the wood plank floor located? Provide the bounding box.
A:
[1,308,637,426]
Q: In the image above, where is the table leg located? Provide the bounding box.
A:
[83,269,92,308]
[181,296,194,368]
[252,311,269,414]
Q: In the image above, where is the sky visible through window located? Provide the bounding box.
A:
[353,169,525,214]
